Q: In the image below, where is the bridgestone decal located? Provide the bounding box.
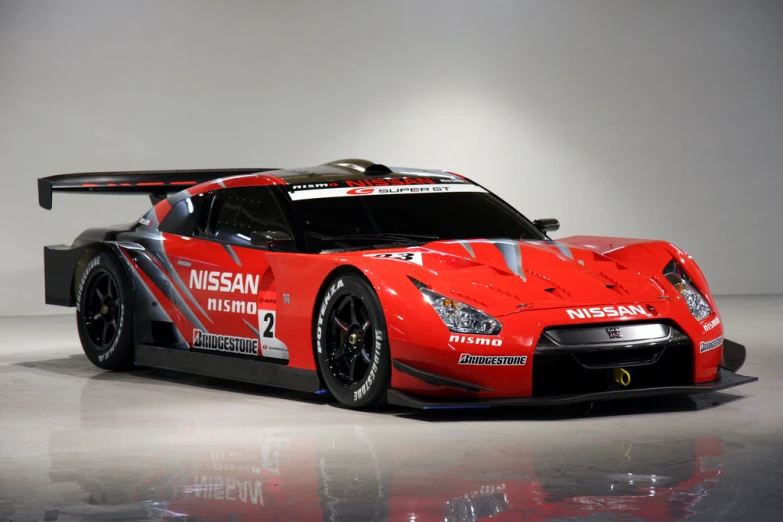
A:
[76,256,101,310]
[699,335,723,353]
[192,329,259,356]
[354,329,383,402]
[458,353,527,366]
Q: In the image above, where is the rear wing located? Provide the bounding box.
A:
[38,168,278,209]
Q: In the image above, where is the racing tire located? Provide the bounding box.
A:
[75,252,135,371]
[315,274,391,410]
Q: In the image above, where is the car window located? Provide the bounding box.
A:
[209,187,292,248]
[292,191,545,251]
[158,193,213,237]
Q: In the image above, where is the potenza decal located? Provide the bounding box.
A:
[364,252,423,266]
[700,335,723,353]
[703,316,721,332]
[458,354,527,366]
[192,329,259,356]
[316,279,344,353]
[450,334,503,347]
[288,178,485,201]
[565,305,650,320]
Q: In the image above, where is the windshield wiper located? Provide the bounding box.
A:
[311,232,439,253]
[310,232,440,243]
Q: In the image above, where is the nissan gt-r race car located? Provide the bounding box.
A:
[38,159,757,410]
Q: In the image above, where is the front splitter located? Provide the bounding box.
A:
[386,369,758,410]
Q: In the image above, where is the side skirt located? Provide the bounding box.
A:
[135,344,321,393]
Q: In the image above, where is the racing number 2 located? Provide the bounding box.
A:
[262,312,275,338]
[257,308,289,360]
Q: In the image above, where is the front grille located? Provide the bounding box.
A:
[532,322,693,396]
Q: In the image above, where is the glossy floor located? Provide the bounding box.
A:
[1,296,781,521]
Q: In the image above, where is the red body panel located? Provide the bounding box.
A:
[344,239,723,398]
[138,228,723,399]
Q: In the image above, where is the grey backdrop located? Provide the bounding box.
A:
[1,0,781,316]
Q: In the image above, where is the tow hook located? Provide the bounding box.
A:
[613,367,631,387]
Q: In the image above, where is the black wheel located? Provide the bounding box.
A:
[315,274,391,409]
[76,252,135,371]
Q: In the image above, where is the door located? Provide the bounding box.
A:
[162,186,294,361]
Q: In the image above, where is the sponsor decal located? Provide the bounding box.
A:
[606,327,622,339]
[189,270,259,294]
[316,279,344,353]
[449,334,503,347]
[345,177,453,187]
[458,353,527,365]
[208,298,257,314]
[565,305,650,320]
[76,256,101,309]
[288,181,486,201]
[463,484,507,499]
[138,217,151,226]
[256,293,288,359]
[192,329,259,355]
[289,182,339,190]
[700,335,723,353]
[703,316,721,332]
[364,252,423,266]
[290,177,464,191]
[472,472,529,481]
[354,329,383,401]
[282,293,291,305]
[700,456,723,473]
[191,476,263,505]
[258,309,288,359]
[99,305,124,363]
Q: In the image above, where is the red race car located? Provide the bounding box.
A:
[38,159,757,409]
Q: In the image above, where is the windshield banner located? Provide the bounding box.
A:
[287,177,487,201]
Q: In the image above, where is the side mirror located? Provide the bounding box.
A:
[533,218,560,233]
[250,230,293,247]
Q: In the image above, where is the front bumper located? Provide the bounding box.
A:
[387,369,758,410]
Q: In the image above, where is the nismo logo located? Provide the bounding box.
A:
[449,335,503,346]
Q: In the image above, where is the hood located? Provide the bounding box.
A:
[353,239,667,317]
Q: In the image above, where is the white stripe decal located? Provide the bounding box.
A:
[288,183,487,201]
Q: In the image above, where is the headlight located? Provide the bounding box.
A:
[420,288,502,334]
[663,260,712,321]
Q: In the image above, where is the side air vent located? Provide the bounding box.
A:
[151,320,179,345]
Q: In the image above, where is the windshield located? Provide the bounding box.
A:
[288,184,546,252]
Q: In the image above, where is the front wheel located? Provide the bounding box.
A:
[315,274,391,409]
[76,252,135,371]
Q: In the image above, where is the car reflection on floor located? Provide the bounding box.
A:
[43,415,725,522]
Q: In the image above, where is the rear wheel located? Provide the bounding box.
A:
[315,274,391,409]
[76,252,135,370]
